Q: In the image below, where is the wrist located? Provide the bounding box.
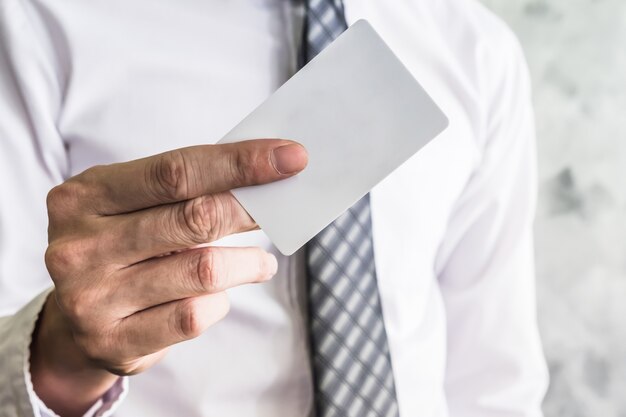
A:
[30,292,119,417]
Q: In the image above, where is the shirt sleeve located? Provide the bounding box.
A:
[434,26,549,417]
[0,1,128,415]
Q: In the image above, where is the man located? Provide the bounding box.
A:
[0,0,548,416]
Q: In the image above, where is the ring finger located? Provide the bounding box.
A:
[106,246,277,316]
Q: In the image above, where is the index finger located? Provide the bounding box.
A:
[73,139,308,215]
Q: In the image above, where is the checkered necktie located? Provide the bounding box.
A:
[302,1,400,416]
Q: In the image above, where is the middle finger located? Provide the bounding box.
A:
[100,191,255,264]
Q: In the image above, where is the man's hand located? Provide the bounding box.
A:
[30,139,308,416]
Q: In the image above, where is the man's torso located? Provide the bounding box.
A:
[6,0,497,415]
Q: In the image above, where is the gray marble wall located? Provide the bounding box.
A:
[478,0,626,415]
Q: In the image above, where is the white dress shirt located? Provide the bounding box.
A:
[0,0,549,416]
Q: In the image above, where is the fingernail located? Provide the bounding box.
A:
[271,144,308,175]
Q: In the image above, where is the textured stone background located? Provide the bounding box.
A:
[478,0,626,415]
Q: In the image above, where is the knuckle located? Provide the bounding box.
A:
[44,244,65,277]
[152,151,191,201]
[180,195,224,244]
[46,181,85,219]
[56,287,98,325]
[45,185,64,213]
[44,240,89,278]
[173,299,204,339]
[230,146,261,185]
[195,248,224,293]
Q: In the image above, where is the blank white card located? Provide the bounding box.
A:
[218,20,449,255]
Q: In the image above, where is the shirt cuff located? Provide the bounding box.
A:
[29,377,128,417]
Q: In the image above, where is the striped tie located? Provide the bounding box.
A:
[301,1,401,416]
